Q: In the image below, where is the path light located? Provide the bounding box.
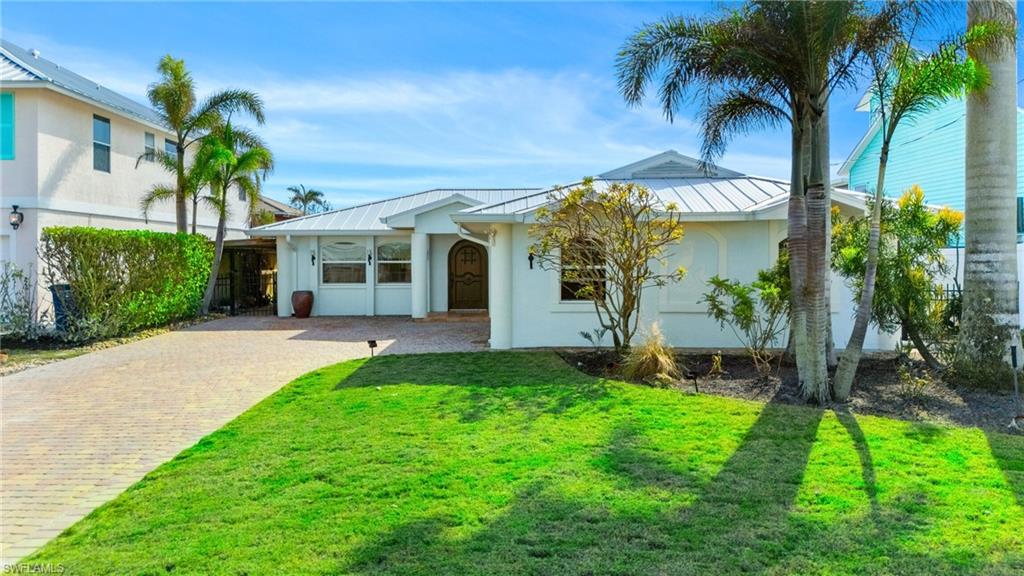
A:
[527,250,535,270]
[9,206,23,230]
[367,340,377,357]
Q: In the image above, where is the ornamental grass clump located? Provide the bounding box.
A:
[622,322,679,386]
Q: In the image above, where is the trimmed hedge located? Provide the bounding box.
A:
[40,227,214,340]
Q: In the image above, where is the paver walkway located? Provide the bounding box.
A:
[0,316,487,565]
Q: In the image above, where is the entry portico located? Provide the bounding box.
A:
[247,188,538,324]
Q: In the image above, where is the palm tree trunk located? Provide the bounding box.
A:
[958,0,1019,376]
[788,115,810,388]
[821,102,838,370]
[201,213,227,315]
[191,197,198,235]
[175,142,188,234]
[804,106,831,404]
[834,142,889,401]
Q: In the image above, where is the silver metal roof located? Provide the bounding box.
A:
[458,176,793,217]
[249,188,540,235]
[0,39,164,126]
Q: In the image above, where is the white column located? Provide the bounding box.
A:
[411,232,429,319]
[489,224,513,349]
[276,236,294,317]
[365,236,375,316]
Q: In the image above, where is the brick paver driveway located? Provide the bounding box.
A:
[0,316,487,564]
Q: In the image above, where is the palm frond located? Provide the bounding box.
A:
[140,184,177,221]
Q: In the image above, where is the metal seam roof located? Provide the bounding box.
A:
[1,39,164,126]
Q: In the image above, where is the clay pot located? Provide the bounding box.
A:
[291,290,314,318]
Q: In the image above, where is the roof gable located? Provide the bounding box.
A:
[598,150,743,179]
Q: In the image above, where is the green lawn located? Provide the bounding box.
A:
[28,352,1024,575]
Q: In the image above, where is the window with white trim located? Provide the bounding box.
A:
[560,239,605,301]
[165,138,178,161]
[321,240,366,284]
[144,132,155,162]
[93,115,110,172]
[376,239,412,283]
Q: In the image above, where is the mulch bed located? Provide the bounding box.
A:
[559,349,1024,435]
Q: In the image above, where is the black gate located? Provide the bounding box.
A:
[214,248,277,316]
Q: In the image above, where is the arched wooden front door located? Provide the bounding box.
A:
[448,240,488,310]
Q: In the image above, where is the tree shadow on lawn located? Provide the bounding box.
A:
[335,352,611,423]
[985,430,1024,507]
[341,399,831,575]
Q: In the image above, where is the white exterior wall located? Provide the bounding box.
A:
[430,234,460,312]
[505,220,900,351]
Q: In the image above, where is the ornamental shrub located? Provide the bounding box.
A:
[39,227,213,340]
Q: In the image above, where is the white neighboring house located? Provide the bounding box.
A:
[250,150,899,351]
[0,39,249,281]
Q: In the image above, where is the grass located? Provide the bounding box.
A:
[27,352,1024,575]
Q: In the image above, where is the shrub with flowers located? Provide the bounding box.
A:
[831,185,963,371]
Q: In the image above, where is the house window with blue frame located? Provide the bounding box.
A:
[0,93,14,160]
[93,115,111,172]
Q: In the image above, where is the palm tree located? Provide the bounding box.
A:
[146,55,265,233]
[287,184,327,215]
[957,0,1019,378]
[199,123,274,314]
[617,0,896,403]
[140,143,221,234]
[833,23,1004,400]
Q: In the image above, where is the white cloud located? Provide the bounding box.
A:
[6,29,793,206]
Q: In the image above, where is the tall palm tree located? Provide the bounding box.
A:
[617,0,896,403]
[140,142,221,234]
[287,184,327,215]
[146,55,265,233]
[833,22,1004,400]
[958,0,1019,377]
[199,123,274,314]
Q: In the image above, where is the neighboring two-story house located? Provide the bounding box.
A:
[0,39,250,280]
[838,93,1024,222]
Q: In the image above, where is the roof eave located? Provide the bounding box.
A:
[8,82,170,132]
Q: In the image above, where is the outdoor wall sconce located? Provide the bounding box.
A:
[9,206,23,230]
[367,339,378,357]
[367,253,373,266]
[527,251,535,269]
[311,251,316,266]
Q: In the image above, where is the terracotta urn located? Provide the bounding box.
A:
[291,290,314,318]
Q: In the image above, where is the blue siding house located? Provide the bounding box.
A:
[839,96,1024,215]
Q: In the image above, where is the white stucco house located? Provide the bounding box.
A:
[0,39,249,277]
[251,151,898,351]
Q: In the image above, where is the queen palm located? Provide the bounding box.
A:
[199,122,274,314]
[287,184,327,215]
[833,23,1003,401]
[958,0,1019,380]
[147,55,265,233]
[140,142,220,234]
[617,0,895,403]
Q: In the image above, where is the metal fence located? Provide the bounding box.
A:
[213,249,278,316]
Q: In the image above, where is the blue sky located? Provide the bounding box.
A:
[0,1,981,208]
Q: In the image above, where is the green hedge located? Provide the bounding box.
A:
[40,227,214,340]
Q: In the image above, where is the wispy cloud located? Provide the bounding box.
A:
[3,29,791,208]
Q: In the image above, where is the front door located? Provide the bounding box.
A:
[448,240,487,310]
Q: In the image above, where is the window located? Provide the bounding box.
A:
[377,240,412,283]
[165,138,178,160]
[0,93,14,160]
[560,239,605,301]
[321,240,366,284]
[93,115,110,172]
[144,132,155,162]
